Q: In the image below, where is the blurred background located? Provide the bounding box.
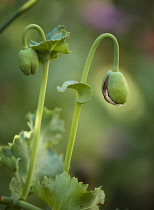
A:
[1,0,154,209]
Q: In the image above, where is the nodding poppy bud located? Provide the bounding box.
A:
[18,48,39,76]
[102,70,129,106]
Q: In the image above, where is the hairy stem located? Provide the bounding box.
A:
[0,196,43,210]
[22,60,50,200]
[64,33,119,174]
[0,0,40,33]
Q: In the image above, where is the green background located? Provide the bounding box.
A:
[0,0,154,209]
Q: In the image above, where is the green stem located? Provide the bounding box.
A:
[64,102,81,173]
[0,0,40,33]
[22,24,46,49]
[81,33,119,83]
[64,33,119,174]
[0,196,43,210]
[20,24,48,200]
[22,60,50,200]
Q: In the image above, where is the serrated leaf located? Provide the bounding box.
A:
[32,172,105,210]
[0,108,64,203]
[57,81,92,104]
[0,145,17,171]
[46,25,68,40]
[27,108,65,145]
[29,25,70,64]
[0,131,31,173]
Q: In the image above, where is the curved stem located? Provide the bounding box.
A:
[0,0,40,34]
[64,102,81,173]
[21,24,48,200]
[22,60,50,200]
[64,33,119,174]
[81,33,119,83]
[22,24,46,49]
[0,196,43,210]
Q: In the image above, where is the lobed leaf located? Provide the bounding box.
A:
[29,25,70,64]
[0,108,64,203]
[46,25,67,40]
[27,107,65,145]
[57,81,92,104]
[32,172,105,210]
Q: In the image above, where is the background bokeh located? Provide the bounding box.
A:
[1,0,154,209]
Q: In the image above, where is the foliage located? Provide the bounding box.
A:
[0,108,64,203]
[30,25,70,64]
[0,23,105,210]
[0,16,127,209]
[57,81,92,104]
[32,172,105,210]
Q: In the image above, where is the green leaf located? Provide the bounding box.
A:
[0,144,17,171]
[0,108,64,203]
[32,172,105,210]
[27,107,65,145]
[29,25,70,64]
[57,81,92,104]
[46,25,68,40]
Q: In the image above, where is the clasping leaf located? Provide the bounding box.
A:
[57,81,92,104]
[29,25,70,64]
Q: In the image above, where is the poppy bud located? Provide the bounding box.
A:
[18,48,39,76]
[102,70,129,106]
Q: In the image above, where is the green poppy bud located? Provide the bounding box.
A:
[102,70,129,106]
[18,48,39,76]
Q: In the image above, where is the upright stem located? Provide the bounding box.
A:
[0,196,43,210]
[0,0,40,33]
[64,33,119,174]
[22,60,50,200]
[64,102,81,173]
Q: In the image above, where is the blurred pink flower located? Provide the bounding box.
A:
[80,1,133,34]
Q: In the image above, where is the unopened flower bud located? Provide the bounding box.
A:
[102,70,129,106]
[18,48,39,76]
